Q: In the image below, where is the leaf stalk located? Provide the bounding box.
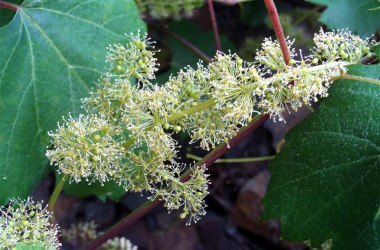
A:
[0,1,19,11]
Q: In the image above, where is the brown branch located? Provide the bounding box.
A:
[207,0,222,51]
[264,0,291,64]
[0,1,19,11]
[81,114,269,250]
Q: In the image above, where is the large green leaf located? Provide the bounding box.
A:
[307,0,380,36]
[156,21,235,84]
[0,0,145,205]
[263,64,380,249]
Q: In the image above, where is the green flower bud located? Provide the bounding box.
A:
[174,125,182,133]
[93,134,101,142]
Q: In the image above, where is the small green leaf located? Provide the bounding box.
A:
[0,0,145,205]
[307,0,380,36]
[263,64,380,249]
[156,21,235,84]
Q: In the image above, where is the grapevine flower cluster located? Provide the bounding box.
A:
[0,198,61,249]
[135,0,204,19]
[46,29,377,224]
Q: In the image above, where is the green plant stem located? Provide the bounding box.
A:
[338,73,380,85]
[0,1,19,11]
[276,138,285,153]
[81,114,269,250]
[207,0,221,51]
[186,153,274,163]
[47,175,66,212]
[123,98,217,149]
[305,104,315,112]
[264,0,291,65]
[166,98,216,123]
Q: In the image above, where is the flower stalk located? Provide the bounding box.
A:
[336,73,380,85]
[48,175,67,213]
[0,1,19,11]
[186,153,275,163]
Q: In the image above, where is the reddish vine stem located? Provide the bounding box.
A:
[264,0,291,64]
[180,114,270,181]
[207,0,222,51]
[0,1,19,11]
[81,114,269,250]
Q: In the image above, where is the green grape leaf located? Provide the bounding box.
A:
[0,0,145,205]
[307,0,380,36]
[156,21,235,84]
[263,64,380,249]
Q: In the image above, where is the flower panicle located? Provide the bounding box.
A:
[46,29,378,225]
[106,31,159,83]
[255,36,296,72]
[46,114,124,184]
[0,197,61,249]
[82,76,135,118]
[150,163,210,225]
[166,62,211,107]
[311,28,375,63]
